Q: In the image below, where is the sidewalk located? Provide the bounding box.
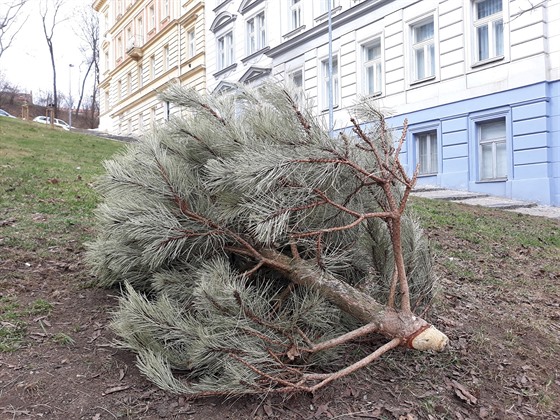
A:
[411,185,560,220]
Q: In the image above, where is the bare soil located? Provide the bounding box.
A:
[1,204,559,419]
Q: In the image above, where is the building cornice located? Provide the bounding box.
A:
[267,0,393,58]
[179,2,204,27]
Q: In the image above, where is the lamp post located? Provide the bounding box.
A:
[68,63,74,127]
[327,0,333,135]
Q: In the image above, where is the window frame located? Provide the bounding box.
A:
[137,64,143,88]
[187,28,196,59]
[409,16,436,83]
[287,67,304,105]
[415,131,439,176]
[320,54,339,111]
[217,31,234,70]
[289,0,302,31]
[246,10,266,55]
[469,108,511,183]
[471,0,505,65]
[477,118,507,181]
[318,0,336,15]
[148,3,156,31]
[163,44,169,71]
[149,54,156,79]
[361,37,383,97]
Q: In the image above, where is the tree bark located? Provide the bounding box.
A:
[261,248,448,351]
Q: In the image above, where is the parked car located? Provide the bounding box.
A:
[0,109,16,118]
[33,116,70,130]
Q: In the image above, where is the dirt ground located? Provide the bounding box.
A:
[1,205,559,419]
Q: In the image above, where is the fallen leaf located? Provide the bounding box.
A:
[263,402,273,417]
[452,380,477,405]
[102,385,131,395]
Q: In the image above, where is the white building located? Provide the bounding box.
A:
[206,0,559,205]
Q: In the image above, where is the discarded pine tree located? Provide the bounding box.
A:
[87,83,448,397]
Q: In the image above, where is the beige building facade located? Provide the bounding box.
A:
[93,0,206,136]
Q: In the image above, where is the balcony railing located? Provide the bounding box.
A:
[126,35,144,60]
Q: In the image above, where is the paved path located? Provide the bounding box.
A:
[411,185,560,220]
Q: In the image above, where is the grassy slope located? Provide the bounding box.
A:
[0,118,124,252]
[0,118,124,351]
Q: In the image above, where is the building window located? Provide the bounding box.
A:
[473,0,503,62]
[478,119,507,180]
[321,56,338,110]
[116,36,123,59]
[318,0,336,15]
[187,29,196,58]
[150,55,155,79]
[137,64,143,88]
[104,90,109,111]
[163,45,169,71]
[163,0,169,19]
[149,4,156,30]
[415,131,438,175]
[127,72,132,95]
[411,18,435,81]
[363,40,382,96]
[150,106,156,126]
[217,32,234,70]
[288,68,304,105]
[247,12,266,55]
[117,80,122,100]
[126,26,132,45]
[290,0,302,30]
[104,51,109,71]
[136,15,144,40]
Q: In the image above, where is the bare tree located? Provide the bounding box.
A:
[39,0,65,117]
[73,3,99,128]
[0,0,29,62]
[0,72,19,107]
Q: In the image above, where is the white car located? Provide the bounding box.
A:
[0,109,16,118]
[33,116,71,130]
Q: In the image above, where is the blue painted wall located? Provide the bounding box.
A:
[382,81,559,206]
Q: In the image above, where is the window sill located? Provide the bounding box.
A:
[362,91,382,99]
[283,25,306,40]
[418,172,437,177]
[213,63,237,78]
[471,55,504,69]
[477,177,507,183]
[321,105,340,113]
[241,46,270,64]
[409,75,436,87]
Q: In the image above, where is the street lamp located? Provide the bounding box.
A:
[68,63,74,127]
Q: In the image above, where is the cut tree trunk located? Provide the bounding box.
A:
[261,248,448,352]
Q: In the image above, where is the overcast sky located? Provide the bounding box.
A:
[0,0,94,102]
